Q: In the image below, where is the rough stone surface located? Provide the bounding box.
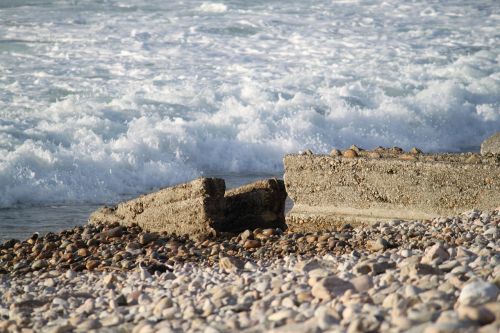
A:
[481,132,500,155]
[284,152,500,231]
[89,178,225,239]
[89,178,287,239]
[222,178,287,233]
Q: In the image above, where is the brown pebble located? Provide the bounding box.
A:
[342,149,358,158]
[369,152,381,159]
[243,240,261,249]
[77,248,89,257]
[85,260,99,270]
[261,229,276,237]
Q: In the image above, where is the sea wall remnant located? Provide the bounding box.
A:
[481,132,500,155]
[222,178,287,233]
[89,178,226,239]
[284,148,500,232]
[89,178,288,239]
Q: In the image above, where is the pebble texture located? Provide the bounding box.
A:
[1,209,499,333]
[284,148,500,231]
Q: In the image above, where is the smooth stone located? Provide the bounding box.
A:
[219,256,245,273]
[421,244,450,265]
[457,306,495,325]
[350,275,373,292]
[423,321,472,333]
[268,309,296,322]
[458,280,499,306]
[311,276,355,301]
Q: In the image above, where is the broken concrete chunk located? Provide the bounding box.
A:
[284,153,500,231]
[481,132,500,155]
[222,178,287,233]
[89,178,226,239]
[89,177,288,239]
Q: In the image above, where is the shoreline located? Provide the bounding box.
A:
[1,209,498,332]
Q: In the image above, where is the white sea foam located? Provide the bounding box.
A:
[0,0,499,208]
[199,2,228,13]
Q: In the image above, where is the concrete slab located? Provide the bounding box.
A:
[89,178,225,239]
[222,178,287,233]
[284,151,500,231]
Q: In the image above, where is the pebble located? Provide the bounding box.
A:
[311,276,355,300]
[458,280,499,306]
[0,209,498,333]
[342,149,358,158]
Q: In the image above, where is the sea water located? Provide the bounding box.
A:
[0,0,499,241]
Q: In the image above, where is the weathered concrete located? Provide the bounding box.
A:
[89,177,288,238]
[481,132,500,155]
[222,178,287,233]
[284,151,500,231]
[89,178,226,239]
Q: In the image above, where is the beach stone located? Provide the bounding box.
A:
[100,226,124,238]
[269,318,319,333]
[101,314,123,327]
[458,280,499,306]
[31,260,47,270]
[342,149,358,158]
[400,261,440,277]
[240,230,252,242]
[423,321,472,333]
[311,276,355,300]
[457,306,495,325]
[368,238,390,251]
[314,306,339,329]
[139,233,158,245]
[268,309,295,322]
[44,278,56,287]
[243,239,261,249]
[77,318,101,330]
[351,275,373,292]
[295,259,321,273]
[219,256,244,273]
[481,132,500,155]
[421,243,450,264]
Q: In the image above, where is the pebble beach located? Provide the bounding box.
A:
[1,209,499,333]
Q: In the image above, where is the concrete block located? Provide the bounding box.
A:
[222,178,287,233]
[284,151,500,231]
[481,132,500,155]
[89,178,226,239]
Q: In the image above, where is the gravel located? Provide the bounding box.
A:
[0,209,499,332]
